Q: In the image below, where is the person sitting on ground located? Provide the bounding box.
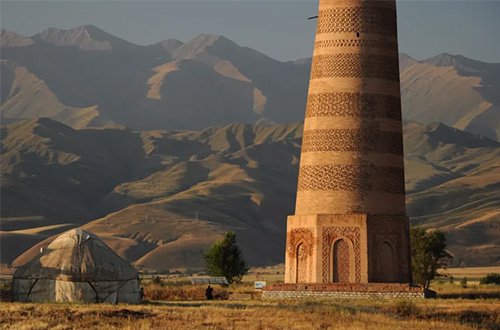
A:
[205,285,214,300]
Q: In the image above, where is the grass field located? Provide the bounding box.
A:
[1,298,499,330]
[440,267,500,282]
[1,267,499,329]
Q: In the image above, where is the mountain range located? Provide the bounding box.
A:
[1,25,499,140]
[1,118,499,270]
[1,25,499,270]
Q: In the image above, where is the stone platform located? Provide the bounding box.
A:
[262,283,432,300]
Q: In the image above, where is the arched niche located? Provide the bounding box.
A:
[296,241,309,283]
[330,236,355,283]
[377,240,398,283]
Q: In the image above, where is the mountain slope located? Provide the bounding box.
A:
[0,59,98,127]
[31,25,140,52]
[401,53,500,140]
[1,27,498,141]
[1,120,303,269]
[0,28,309,130]
[2,119,498,269]
[399,53,418,72]
[0,118,165,231]
[404,121,500,266]
[0,29,33,47]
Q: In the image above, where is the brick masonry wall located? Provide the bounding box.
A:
[262,283,429,299]
[262,290,424,299]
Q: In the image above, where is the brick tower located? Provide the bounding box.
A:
[284,0,411,284]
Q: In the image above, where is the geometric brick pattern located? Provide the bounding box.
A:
[305,92,402,120]
[310,53,400,81]
[314,39,398,50]
[316,6,397,36]
[297,243,308,283]
[297,163,405,194]
[322,227,361,283]
[287,228,315,283]
[333,239,350,283]
[301,128,403,155]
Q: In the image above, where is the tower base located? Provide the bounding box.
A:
[262,283,433,300]
[284,214,412,284]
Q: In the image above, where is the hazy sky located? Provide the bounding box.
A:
[1,1,499,63]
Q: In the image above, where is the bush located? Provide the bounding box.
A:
[479,273,500,285]
[0,282,12,302]
[387,301,421,318]
[152,276,164,286]
[449,276,454,284]
[461,277,468,288]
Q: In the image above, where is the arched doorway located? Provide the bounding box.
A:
[332,239,350,283]
[378,241,398,282]
[296,243,308,283]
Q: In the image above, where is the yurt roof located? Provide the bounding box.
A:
[13,229,138,282]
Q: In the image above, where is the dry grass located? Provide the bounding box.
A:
[2,275,500,329]
[1,298,499,330]
[429,282,500,299]
[440,267,500,280]
[2,268,500,329]
[141,278,259,301]
[144,282,229,301]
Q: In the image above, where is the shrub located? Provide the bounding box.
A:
[387,300,421,318]
[152,276,164,286]
[479,273,500,285]
[0,281,12,302]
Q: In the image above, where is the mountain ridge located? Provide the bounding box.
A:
[0,29,34,47]
[1,118,499,269]
[1,26,499,140]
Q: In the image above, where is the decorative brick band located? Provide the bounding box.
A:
[301,129,403,155]
[297,164,405,194]
[316,6,397,36]
[314,39,398,51]
[310,54,400,81]
[305,92,402,120]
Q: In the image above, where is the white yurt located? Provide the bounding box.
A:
[12,229,141,304]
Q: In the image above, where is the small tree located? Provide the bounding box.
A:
[204,231,249,284]
[410,227,451,289]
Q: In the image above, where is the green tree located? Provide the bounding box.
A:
[410,227,451,289]
[204,231,249,284]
